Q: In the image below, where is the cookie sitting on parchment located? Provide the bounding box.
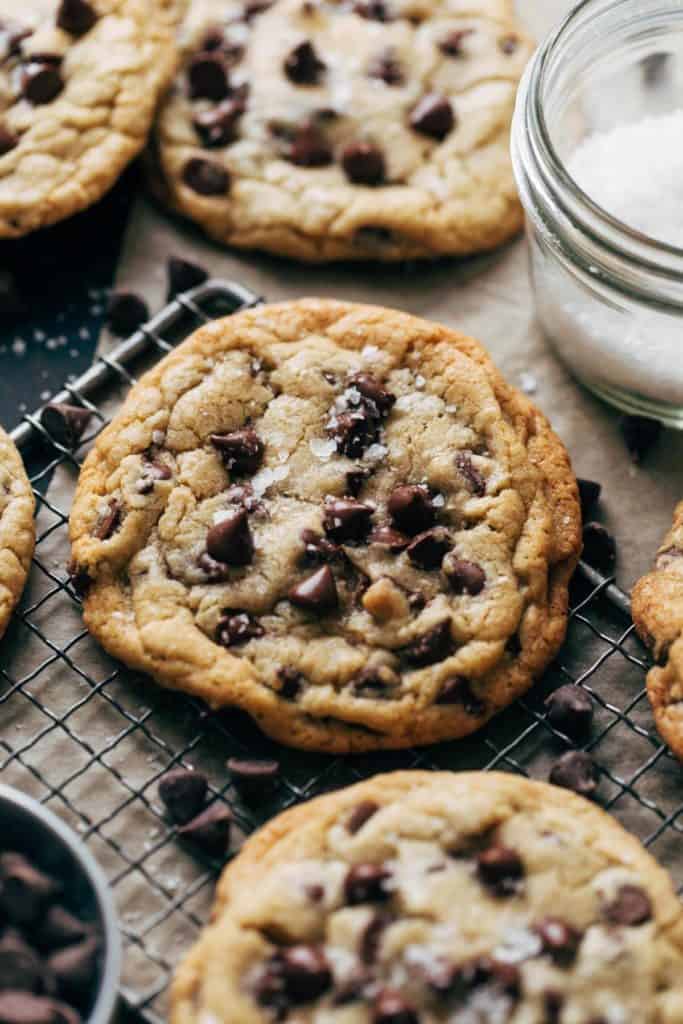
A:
[151,0,533,261]
[0,0,182,237]
[68,299,580,752]
[170,770,683,1024]
[0,425,34,640]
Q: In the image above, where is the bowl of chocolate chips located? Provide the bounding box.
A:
[0,785,120,1024]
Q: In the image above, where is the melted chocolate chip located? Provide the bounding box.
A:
[93,499,121,541]
[187,51,231,100]
[193,94,246,147]
[545,685,593,740]
[342,142,385,185]
[549,751,599,797]
[535,918,581,966]
[276,666,304,698]
[177,803,231,855]
[352,666,396,698]
[328,409,379,458]
[350,372,396,413]
[211,428,263,474]
[346,467,371,497]
[56,0,96,35]
[323,498,373,543]
[206,508,254,566]
[372,989,417,1024]
[0,854,59,927]
[47,936,99,1002]
[41,403,91,448]
[344,863,392,904]
[400,619,453,667]
[289,565,339,614]
[67,561,91,598]
[182,157,230,195]
[387,484,435,535]
[284,40,325,84]
[158,768,208,825]
[353,0,393,20]
[282,121,332,166]
[577,478,601,518]
[476,845,524,896]
[0,127,18,155]
[346,799,379,834]
[256,946,331,1010]
[136,457,172,494]
[620,414,662,463]
[409,93,454,140]
[439,28,474,56]
[300,528,340,565]
[436,677,484,715]
[603,884,652,926]
[216,610,264,646]
[360,911,389,964]
[406,528,451,570]
[582,522,616,575]
[367,48,403,85]
[443,555,486,595]
[454,451,486,495]
[22,60,63,105]
[369,526,410,551]
[107,291,148,336]
[227,758,279,798]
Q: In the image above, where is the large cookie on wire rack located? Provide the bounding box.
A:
[0,425,34,640]
[171,770,683,1023]
[68,299,580,752]
[0,0,182,237]
[632,500,683,761]
[150,0,533,261]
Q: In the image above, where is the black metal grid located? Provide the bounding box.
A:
[3,280,681,1024]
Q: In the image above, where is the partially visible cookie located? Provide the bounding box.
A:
[151,0,533,261]
[0,426,35,639]
[0,0,183,237]
[69,299,580,752]
[632,500,683,760]
[170,770,683,1024]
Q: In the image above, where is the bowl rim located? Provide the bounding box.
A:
[0,783,121,1024]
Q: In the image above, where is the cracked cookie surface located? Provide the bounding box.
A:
[0,425,35,640]
[0,0,182,237]
[151,0,533,261]
[632,501,683,761]
[170,770,683,1024]
[69,299,580,752]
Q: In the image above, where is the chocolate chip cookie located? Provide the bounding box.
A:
[632,500,683,760]
[170,770,683,1023]
[0,0,182,237]
[151,0,533,261]
[69,299,580,752]
[0,426,35,640]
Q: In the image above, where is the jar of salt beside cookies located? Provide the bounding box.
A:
[511,0,683,428]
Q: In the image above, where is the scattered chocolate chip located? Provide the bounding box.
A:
[400,619,453,667]
[619,415,662,463]
[38,907,92,953]
[276,666,303,699]
[193,94,246,147]
[341,142,385,186]
[372,989,417,1024]
[436,677,485,715]
[344,863,392,904]
[0,127,18,156]
[406,528,451,570]
[93,499,121,541]
[323,498,373,543]
[346,800,379,834]
[409,93,454,140]
[300,529,340,565]
[56,0,96,35]
[0,931,48,994]
[360,911,389,964]
[177,803,231,855]
[0,855,59,927]
[545,685,593,740]
[166,257,209,299]
[443,555,486,595]
[182,158,230,195]
[549,751,599,797]
[289,566,338,614]
[353,0,393,20]
[40,404,91,448]
[227,758,279,799]
[454,451,486,496]
[47,937,98,1002]
[603,884,652,926]
[0,993,70,1024]
[582,522,616,575]
[106,291,148,336]
[577,478,601,518]
[367,49,403,85]
[256,946,331,1010]
[387,485,435,535]
[284,40,325,84]
[369,526,410,551]
[211,428,264,474]
[439,28,474,56]
[158,768,208,825]
[499,33,518,54]
[22,61,63,105]
[206,508,254,566]
[535,918,581,966]
[476,845,524,896]
[216,610,264,647]
[346,468,371,497]
[285,122,332,166]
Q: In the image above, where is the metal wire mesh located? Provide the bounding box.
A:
[3,280,680,1024]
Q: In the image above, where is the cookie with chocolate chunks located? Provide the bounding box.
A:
[0,426,34,641]
[69,300,580,752]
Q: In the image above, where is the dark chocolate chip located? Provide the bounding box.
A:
[346,800,379,834]
[603,884,652,926]
[93,499,121,541]
[535,918,581,966]
[360,911,389,964]
[188,51,231,100]
[0,994,68,1024]
[0,127,18,156]
[400,619,453,667]
[406,528,451,570]
[193,94,246,147]
[289,566,338,614]
[545,685,593,740]
[549,751,599,797]
[106,291,148,336]
[257,946,331,1009]
[300,529,341,565]
[177,803,231,855]
[327,409,378,459]
[436,677,485,715]
[276,666,303,698]
[305,883,324,903]
[442,555,485,595]
[158,767,208,824]
[344,863,392,904]
[352,666,396,698]
[353,0,393,20]
[136,456,172,494]
[0,932,48,994]
[582,521,616,576]
[47,937,98,1002]
[454,451,486,495]
[38,907,92,953]
[409,93,454,140]
[387,485,435,536]
[199,26,225,50]
[286,122,332,166]
[56,0,96,35]
[323,498,373,543]
[22,61,63,105]
[227,758,279,799]
[577,478,601,518]
[182,158,230,195]
[40,404,91,448]
[346,468,371,497]
[216,610,264,647]
[283,40,325,84]
[166,257,209,299]
[341,143,385,186]
[372,989,417,1024]
[66,560,91,598]
[348,373,396,415]
[0,855,59,927]
[367,49,403,85]
[439,28,474,56]
[211,428,264,475]
[499,33,518,54]
[476,845,524,896]
[369,526,410,551]
[619,415,662,464]
[206,508,254,566]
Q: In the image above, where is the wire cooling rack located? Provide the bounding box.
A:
[3,280,681,1024]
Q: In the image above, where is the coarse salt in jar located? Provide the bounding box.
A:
[512,0,683,428]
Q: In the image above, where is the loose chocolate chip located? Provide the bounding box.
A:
[369,526,410,551]
[545,685,593,740]
[0,931,47,993]
[476,845,524,896]
[409,93,454,140]
[300,529,340,565]
[40,404,91,448]
[549,751,599,797]
[328,409,378,458]
[47,937,98,1002]
[323,498,373,543]
[206,508,254,566]
[619,414,662,463]
[360,911,389,964]
[367,49,403,85]
[400,619,453,667]
[577,478,601,518]
[346,468,371,497]
[341,143,385,186]
[0,127,18,155]
[227,758,279,799]
[56,0,96,35]
[93,499,121,541]
[211,428,264,475]
[353,0,393,20]
[284,40,325,84]
[106,291,148,336]
[344,863,392,904]
[436,677,485,715]
[0,993,68,1024]
[177,803,231,855]
[38,907,92,952]
[193,94,246,147]
[22,61,63,104]
[286,122,333,166]
[276,666,303,698]
[289,566,338,614]
[346,800,379,834]
[372,990,417,1024]
[0,855,59,927]
[216,610,264,647]
[166,257,209,299]
[158,767,208,825]
[443,555,486,595]
[439,28,474,56]
[188,51,231,100]
[387,485,435,535]
[582,521,616,575]
[454,451,486,496]
[603,884,652,926]
[536,918,581,966]
[182,158,230,195]
[406,528,451,570]
[499,33,518,54]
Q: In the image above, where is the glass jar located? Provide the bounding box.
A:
[512,0,683,428]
